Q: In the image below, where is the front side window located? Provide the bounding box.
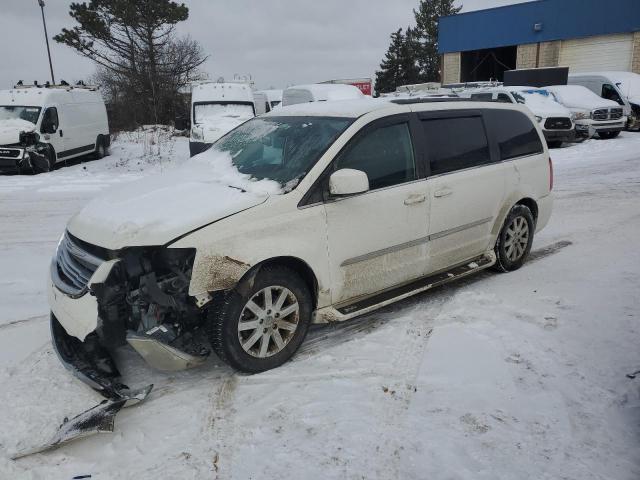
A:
[41,107,59,134]
[334,123,416,190]
[209,116,352,190]
[422,116,490,175]
[193,102,255,124]
[602,84,624,105]
[484,110,544,160]
[497,93,513,103]
[0,105,41,124]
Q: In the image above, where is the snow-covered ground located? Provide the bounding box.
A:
[1,130,639,479]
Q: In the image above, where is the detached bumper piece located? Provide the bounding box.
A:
[51,313,153,402]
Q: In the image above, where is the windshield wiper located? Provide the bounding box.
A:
[228,185,247,193]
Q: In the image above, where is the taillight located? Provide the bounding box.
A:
[549,157,554,191]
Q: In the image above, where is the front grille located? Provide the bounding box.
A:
[610,108,623,120]
[592,108,624,121]
[52,233,104,296]
[544,117,572,130]
[0,148,22,158]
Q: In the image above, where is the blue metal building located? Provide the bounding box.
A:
[437,0,640,83]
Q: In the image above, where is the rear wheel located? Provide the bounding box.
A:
[493,204,535,272]
[207,266,312,373]
[95,137,106,159]
[598,131,621,139]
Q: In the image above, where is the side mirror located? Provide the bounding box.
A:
[175,115,190,131]
[329,169,369,196]
[41,122,56,134]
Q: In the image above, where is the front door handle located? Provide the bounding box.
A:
[59,130,64,137]
[404,194,426,206]
[434,188,453,198]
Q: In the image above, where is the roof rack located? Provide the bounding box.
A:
[389,97,468,105]
[12,80,98,91]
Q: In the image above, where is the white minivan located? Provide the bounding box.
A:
[189,82,256,157]
[48,98,552,400]
[568,71,640,130]
[0,83,110,173]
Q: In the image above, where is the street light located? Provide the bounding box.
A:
[37,0,55,84]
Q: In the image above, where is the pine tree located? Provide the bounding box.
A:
[413,0,462,82]
[375,29,406,95]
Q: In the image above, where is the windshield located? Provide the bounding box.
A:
[0,106,41,124]
[208,116,353,190]
[194,102,255,124]
[613,75,640,100]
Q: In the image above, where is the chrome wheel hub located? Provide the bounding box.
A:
[237,286,300,358]
[504,216,530,262]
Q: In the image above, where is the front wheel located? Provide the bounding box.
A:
[207,266,312,373]
[598,131,621,140]
[493,204,535,272]
[95,137,107,159]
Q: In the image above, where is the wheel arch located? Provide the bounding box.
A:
[492,196,539,237]
[515,197,538,222]
[238,256,319,309]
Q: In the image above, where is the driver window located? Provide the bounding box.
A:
[602,84,624,105]
[41,107,59,134]
[334,123,416,190]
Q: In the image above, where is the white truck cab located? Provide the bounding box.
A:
[568,71,640,130]
[189,82,256,157]
[0,83,109,173]
[254,90,283,115]
[546,85,626,139]
[459,86,575,147]
[282,84,364,107]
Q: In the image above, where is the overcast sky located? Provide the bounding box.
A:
[0,0,532,90]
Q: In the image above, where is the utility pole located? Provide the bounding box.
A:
[38,0,55,84]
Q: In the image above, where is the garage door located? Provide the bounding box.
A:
[560,34,633,72]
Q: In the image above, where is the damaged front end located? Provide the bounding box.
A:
[50,232,211,401]
[0,131,52,173]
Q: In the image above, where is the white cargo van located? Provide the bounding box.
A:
[189,82,256,157]
[253,90,283,115]
[568,71,640,130]
[282,84,364,107]
[0,83,110,173]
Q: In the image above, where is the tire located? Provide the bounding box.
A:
[207,266,313,373]
[95,137,106,159]
[547,140,563,148]
[598,131,620,140]
[493,204,535,273]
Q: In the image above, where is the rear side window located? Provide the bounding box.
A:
[335,123,416,190]
[470,93,493,101]
[484,109,544,160]
[497,93,513,103]
[421,116,490,175]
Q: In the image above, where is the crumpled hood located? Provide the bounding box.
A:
[0,119,35,145]
[68,161,273,250]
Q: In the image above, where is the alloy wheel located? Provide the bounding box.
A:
[237,286,300,358]
[504,216,530,262]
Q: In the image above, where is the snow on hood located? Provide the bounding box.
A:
[0,119,35,145]
[67,149,281,250]
[512,89,571,118]
[546,86,619,111]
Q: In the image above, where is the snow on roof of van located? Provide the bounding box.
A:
[285,84,364,101]
[0,87,104,106]
[546,85,619,109]
[265,97,396,118]
[191,82,254,103]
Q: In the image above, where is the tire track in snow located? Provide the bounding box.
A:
[204,374,238,479]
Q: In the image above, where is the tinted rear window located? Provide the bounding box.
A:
[484,109,544,160]
[421,116,491,175]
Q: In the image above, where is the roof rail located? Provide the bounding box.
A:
[389,97,468,105]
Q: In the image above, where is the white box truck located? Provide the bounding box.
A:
[188,82,256,157]
[0,83,110,173]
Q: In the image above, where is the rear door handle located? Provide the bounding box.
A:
[434,188,453,198]
[404,194,426,206]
